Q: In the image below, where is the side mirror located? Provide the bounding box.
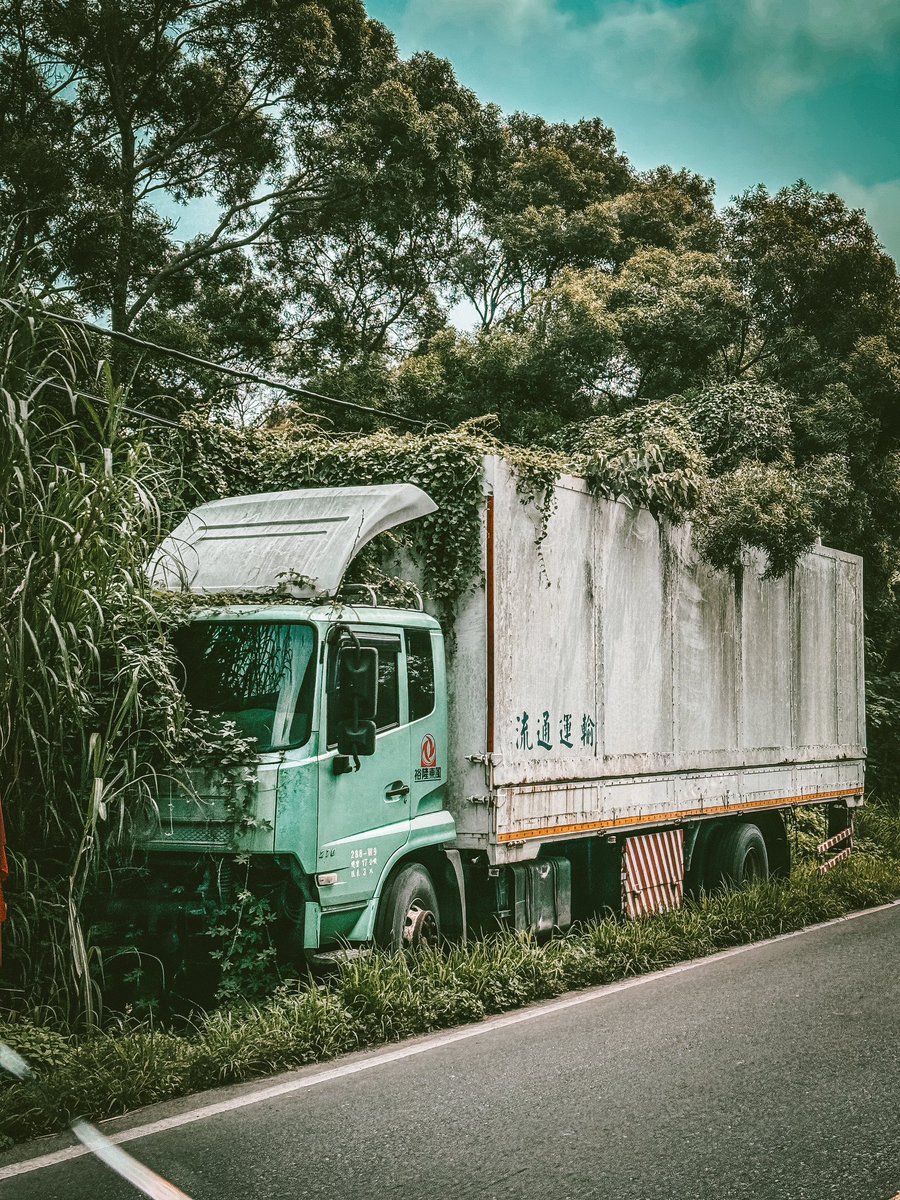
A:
[337,645,378,719]
[334,644,378,759]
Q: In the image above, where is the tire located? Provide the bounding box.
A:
[375,863,441,952]
[708,822,769,889]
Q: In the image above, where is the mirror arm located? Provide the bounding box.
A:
[351,694,362,769]
[329,622,361,652]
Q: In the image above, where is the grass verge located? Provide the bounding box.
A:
[2,852,899,1149]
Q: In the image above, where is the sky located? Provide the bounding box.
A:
[366,0,900,262]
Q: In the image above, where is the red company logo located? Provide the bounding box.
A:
[420,734,437,769]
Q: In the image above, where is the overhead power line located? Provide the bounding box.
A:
[30,307,441,430]
[42,379,183,428]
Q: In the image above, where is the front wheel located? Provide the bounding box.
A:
[375,863,441,952]
[708,822,769,889]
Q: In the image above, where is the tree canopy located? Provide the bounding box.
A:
[0,0,490,380]
[3,0,900,782]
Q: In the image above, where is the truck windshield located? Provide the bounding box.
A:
[173,621,317,752]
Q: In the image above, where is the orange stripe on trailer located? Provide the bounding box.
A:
[497,788,864,844]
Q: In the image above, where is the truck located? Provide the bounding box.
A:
[141,455,865,964]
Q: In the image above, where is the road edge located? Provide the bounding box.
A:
[3,896,899,1184]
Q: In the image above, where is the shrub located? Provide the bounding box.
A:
[2,848,897,1147]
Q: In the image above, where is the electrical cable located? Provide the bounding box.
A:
[20,304,442,430]
[40,379,183,428]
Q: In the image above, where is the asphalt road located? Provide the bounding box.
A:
[3,903,900,1200]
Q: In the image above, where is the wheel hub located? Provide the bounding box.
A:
[402,902,438,947]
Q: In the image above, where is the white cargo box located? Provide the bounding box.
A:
[442,457,865,863]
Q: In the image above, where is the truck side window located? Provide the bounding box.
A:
[407,629,435,721]
[374,646,400,731]
[287,644,317,747]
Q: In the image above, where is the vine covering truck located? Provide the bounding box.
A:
[142,455,865,962]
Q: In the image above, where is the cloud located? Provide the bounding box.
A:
[398,0,704,102]
[398,0,900,105]
[829,174,900,262]
[742,0,900,100]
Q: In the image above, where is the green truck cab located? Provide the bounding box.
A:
[150,604,455,955]
[140,484,468,971]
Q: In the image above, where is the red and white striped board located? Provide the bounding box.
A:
[622,829,684,918]
[818,824,853,874]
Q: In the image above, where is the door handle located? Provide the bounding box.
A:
[384,781,410,800]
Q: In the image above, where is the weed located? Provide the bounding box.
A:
[2,850,897,1148]
[206,889,282,1005]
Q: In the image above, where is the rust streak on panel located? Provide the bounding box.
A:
[486,494,495,754]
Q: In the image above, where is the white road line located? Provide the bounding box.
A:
[3,898,899,1183]
[69,1121,194,1200]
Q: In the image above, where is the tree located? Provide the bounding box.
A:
[612,165,719,262]
[722,182,900,384]
[266,52,502,379]
[447,114,633,327]
[446,117,718,330]
[395,267,621,439]
[607,248,746,399]
[0,1,486,390]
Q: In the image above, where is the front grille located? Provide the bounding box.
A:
[151,821,234,847]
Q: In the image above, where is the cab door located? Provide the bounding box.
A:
[316,630,411,908]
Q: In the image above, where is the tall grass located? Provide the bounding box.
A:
[1,853,898,1148]
[0,276,187,1023]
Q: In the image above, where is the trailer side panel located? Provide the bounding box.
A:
[444,458,865,858]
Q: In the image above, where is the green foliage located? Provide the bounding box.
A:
[791,382,876,459]
[607,248,747,397]
[574,402,707,520]
[171,415,569,616]
[724,182,899,361]
[863,633,900,796]
[394,269,621,439]
[681,381,793,470]
[267,425,488,614]
[451,114,631,323]
[0,274,257,1023]
[612,166,720,260]
[449,115,718,332]
[855,797,900,861]
[1,0,495,411]
[3,845,899,1147]
[0,1017,70,1073]
[206,889,282,1005]
[0,286,185,1021]
[693,455,852,577]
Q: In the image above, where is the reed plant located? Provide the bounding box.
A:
[0,272,188,1024]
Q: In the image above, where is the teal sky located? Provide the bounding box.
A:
[367,0,900,262]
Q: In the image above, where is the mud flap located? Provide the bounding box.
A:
[622,829,684,917]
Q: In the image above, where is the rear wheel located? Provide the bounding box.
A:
[708,822,769,888]
[375,863,441,952]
